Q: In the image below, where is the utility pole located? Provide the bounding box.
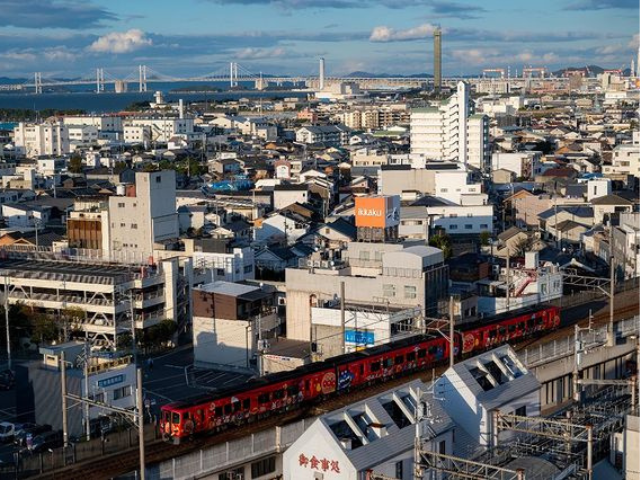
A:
[340,281,346,355]
[505,252,510,313]
[136,367,146,480]
[83,336,91,440]
[449,296,455,368]
[607,255,615,347]
[60,352,69,448]
[4,274,11,371]
[130,291,137,366]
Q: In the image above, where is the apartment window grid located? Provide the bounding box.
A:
[383,284,396,297]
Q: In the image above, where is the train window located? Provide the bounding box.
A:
[258,393,270,404]
[274,390,285,400]
[499,327,506,335]
[183,412,190,421]
[428,345,438,355]
[305,380,310,391]
[383,358,393,368]
[224,404,232,415]
[395,355,404,364]
[527,318,535,328]
[489,329,497,338]
[359,365,364,375]
[407,352,416,362]
[508,325,516,333]
[172,412,180,425]
[417,349,427,359]
[163,411,170,423]
[371,362,381,372]
[215,407,222,417]
[287,385,299,396]
[233,402,241,413]
[196,409,203,421]
[243,399,251,409]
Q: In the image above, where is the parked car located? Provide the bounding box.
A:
[14,424,51,447]
[30,431,63,453]
[0,422,15,443]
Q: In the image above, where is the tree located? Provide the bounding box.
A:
[429,232,453,259]
[60,307,85,342]
[512,236,535,257]
[479,231,491,246]
[31,314,58,345]
[68,154,83,174]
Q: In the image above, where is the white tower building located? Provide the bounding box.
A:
[410,81,489,170]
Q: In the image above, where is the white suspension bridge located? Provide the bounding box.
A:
[1,62,437,94]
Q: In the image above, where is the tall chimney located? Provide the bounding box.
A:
[319,57,326,91]
[179,99,184,119]
[433,27,442,93]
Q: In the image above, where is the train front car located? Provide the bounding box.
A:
[161,403,189,444]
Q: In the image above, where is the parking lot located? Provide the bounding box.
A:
[141,346,253,419]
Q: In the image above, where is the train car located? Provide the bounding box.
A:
[161,363,336,443]
[459,306,560,356]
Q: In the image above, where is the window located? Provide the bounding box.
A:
[441,188,448,193]
[449,213,457,218]
[515,406,527,417]
[439,440,446,455]
[465,224,473,230]
[219,467,243,480]
[244,265,253,273]
[118,203,125,208]
[251,457,276,478]
[395,461,403,479]
[120,223,126,227]
[113,386,132,400]
[224,404,232,415]
[467,213,473,217]
[172,412,180,425]
[216,268,225,276]
[404,285,417,299]
[258,393,270,404]
[417,349,427,359]
[243,398,250,409]
[155,175,162,183]
[371,362,381,372]
[480,224,488,229]
[450,225,458,230]
[131,224,138,229]
[383,284,396,297]
[395,355,404,364]
[359,251,370,261]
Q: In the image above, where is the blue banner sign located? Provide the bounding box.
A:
[345,330,374,346]
[97,374,125,388]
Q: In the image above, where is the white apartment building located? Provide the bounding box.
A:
[433,169,483,204]
[184,238,255,283]
[410,81,490,170]
[67,124,99,144]
[123,125,152,144]
[14,121,71,157]
[107,170,179,260]
[400,201,494,239]
[602,143,640,180]
[124,117,194,143]
[491,151,541,178]
[62,115,123,132]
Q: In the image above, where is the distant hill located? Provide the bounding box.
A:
[552,65,605,76]
[0,77,27,85]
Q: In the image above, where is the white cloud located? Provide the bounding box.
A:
[236,47,288,59]
[370,23,439,42]
[88,29,152,54]
[629,33,640,48]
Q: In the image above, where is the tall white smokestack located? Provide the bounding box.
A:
[319,57,325,91]
[179,99,184,119]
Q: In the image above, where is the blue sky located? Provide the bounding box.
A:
[0,0,638,77]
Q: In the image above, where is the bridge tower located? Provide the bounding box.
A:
[319,57,325,90]
[34,72,43,94]
[138,65,147,92]
[96,68,105,93]
[229,62,239,88]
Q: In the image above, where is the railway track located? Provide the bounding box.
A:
[28,290,640,480]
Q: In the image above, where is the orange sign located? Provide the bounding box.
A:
[355,196,400,228]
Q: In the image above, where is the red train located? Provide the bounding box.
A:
[161,306,560,442]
